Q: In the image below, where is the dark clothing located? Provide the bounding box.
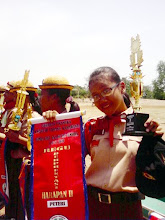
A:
[5,139,25,220]
[87,186,143,220]
[0,140,6,211]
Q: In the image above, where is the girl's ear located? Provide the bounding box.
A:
[119,81,126,94]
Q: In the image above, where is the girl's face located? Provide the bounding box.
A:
[4,90,16,105]
[40,89,61,113]
[40,90,56,112]
[89,73,127,117]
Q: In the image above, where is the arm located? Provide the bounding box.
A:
[5,130,28,146]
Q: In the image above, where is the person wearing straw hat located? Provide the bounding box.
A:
[0,81,21,219]
[0,85,6,117]
[0,85,7,219]
[5,80,42,150]
[3,80,41,220]
[0,81,18,131]
[39,75,80,121]
[0,85,6,93]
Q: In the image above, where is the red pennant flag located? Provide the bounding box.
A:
[30,112,88,220]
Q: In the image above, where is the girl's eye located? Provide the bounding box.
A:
[93,94,100,101]
[102,88,112,95]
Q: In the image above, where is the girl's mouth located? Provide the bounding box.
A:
[101,103,110,109]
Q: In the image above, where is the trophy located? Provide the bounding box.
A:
[123,34,151,136]
[0,91,5,120]
[27,102,32,151]
[8,70,29,131]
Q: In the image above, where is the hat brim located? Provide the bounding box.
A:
[10,87,37,92]
[39,84,74,90]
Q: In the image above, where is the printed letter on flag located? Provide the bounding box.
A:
[29,111,88,220]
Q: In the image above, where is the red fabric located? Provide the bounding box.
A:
[85,115,125,151]
[34,92,38,97]
[0,139,8,202]
[84,118,99,153]
[18,162,26,208]
[149,212,164,220]
[31,117,88,220]
[10,147,30,159]
[66,96,73,103]
[4,101,15,110]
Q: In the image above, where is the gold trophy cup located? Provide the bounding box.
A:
[8,70,29,131]
[123,35,151,136]
[0,92,5,119]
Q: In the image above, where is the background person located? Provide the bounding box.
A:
[0,81,20,219]
[39,75,80,120]
[4,81,41,220]
[0,84,7,219]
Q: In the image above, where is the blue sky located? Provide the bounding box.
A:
[0,0,165,88]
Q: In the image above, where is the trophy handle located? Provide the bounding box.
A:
[27,103,33,152]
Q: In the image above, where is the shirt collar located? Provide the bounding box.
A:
[122,106,134,115]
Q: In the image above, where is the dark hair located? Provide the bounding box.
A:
[67,100,80,112]
[29,91,42,115]
[47,88,80,112]
[89,66,131,108]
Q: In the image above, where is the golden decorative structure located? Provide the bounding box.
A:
[27,103,32,151]
[130,34,144,111]
[0,92,5,119]
[8,70,30,131]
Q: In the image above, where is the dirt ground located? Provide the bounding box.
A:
[75,98,165,136]
[72,98,165,168]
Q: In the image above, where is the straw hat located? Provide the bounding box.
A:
[0,85,6,92]
[0,81,16,91]
[39,75,74,90]
[7,80,37,92]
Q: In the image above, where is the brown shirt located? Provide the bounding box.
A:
[85,107,142,193]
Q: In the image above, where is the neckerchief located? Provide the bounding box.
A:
[85,113,127,153]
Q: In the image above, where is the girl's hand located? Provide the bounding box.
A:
[144,118,164,136]
[42,110,59,122]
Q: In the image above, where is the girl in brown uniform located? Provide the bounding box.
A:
[84,66,164,220]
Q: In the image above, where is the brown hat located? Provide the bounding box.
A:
[39,75,74,90]
[8,80,37,92]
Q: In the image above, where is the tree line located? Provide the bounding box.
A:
[71,61,165,100]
